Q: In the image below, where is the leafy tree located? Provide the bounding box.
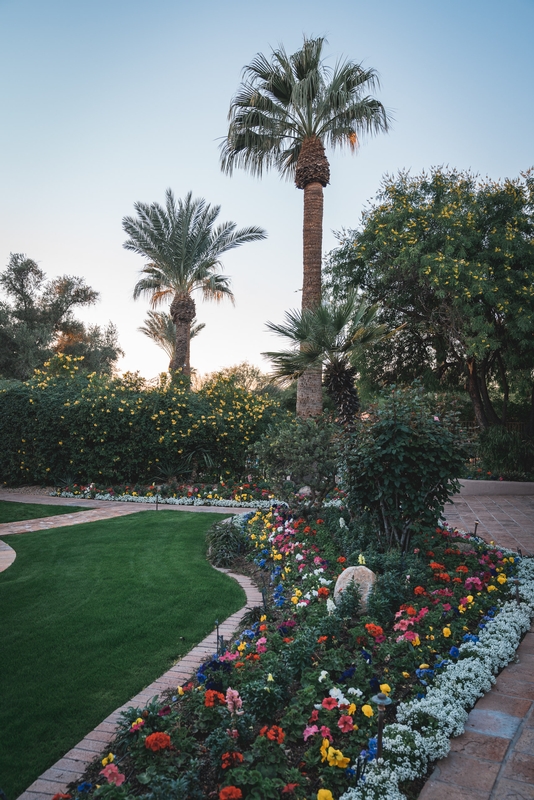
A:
[221,36,390,418]
[124,190,266,377]
[0,253,114,379]
[325,168,534,428]
[138,310,205,367]
[263,291,391,425]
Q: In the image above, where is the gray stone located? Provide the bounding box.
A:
[334,566,377,611]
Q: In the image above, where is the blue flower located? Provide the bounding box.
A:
[339,667,356,681]
[449,646,459,658]
[78,783,92,793]
[367,737,378,761]
[463,633,479,643]
[361,649,372,664]
[369,676,380,692]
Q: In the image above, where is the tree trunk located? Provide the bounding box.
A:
[479,355,502,426]
[466,357,489,429]
[295,136,329,419]
[169,292,196,376]
[496,352,509,424]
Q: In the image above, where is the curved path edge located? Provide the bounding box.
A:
[15,567,262,800]
[0,539,16,571]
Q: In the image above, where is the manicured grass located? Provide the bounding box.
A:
[0,499,85,523]
[0,511,245,799]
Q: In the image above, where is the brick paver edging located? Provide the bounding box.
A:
[16,568,262,800]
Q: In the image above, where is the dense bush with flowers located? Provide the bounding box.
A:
[61,504,534,800]
[0,354,283,485]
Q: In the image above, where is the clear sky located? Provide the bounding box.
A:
[1,0,533,379]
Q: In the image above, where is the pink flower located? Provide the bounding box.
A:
[320,725,333,742]
[303,724,319,741]
[442,603,452,612]
[100,764,125,786]
[219,651,240,662]
[309,709,319,722]
[337,715,354,733]
[404,630,419,642]
[227,728,239,739]
[256,637,267,654]
[226,688,244,716]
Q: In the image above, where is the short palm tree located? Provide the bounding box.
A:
[138,310,206,367]
[221,36,390,417]
[124,190,266,376]
[263,292,391,425]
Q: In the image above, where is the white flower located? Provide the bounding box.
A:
[295,553,304,561]
[347,687,363,697]
[318,670,329,683]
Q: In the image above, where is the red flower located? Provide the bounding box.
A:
[259,624,267,631]
[317,635,328,644]
[430,562,445,571]
[259,725,285,743]
[52,795,72,800]
[205,689,226,707]
[405,606,416,617]
[456,565,469,573]
[437,572,450,582]
[414,586,426,595]
[145,732,172,751]
[283,637,294,643]
[282,784,299,793]
[452,577,463,583]
[221,751,244,769]
[322,697,338,710]
[365,623,384,638]
[234,661,244,668]
[337,556,347,563]
[246,653,260,661]
[318,587,330,598]
[219,788,242,800]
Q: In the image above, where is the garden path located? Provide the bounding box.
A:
[418,498,534,799]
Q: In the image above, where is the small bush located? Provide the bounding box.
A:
[206,518,250,567]
[478,426,534,476]
[345,384,467,552]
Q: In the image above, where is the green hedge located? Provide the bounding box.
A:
[0,354,282,485]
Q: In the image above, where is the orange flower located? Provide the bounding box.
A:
[437,572,450,582]
[456,565,469,573]
[234,661,244,668]
[221,751,244,769]
[205,689,226,707]
[246,653,260,661]
[283,637,294,644]
[405,606,417,617]
[317,635,328,644]
[337,556,347,563]
[414,586,426,595]
[430,562,445,571]
[219,787,243,800]
[259,725,285,743]
[145,732,172,751]
[365,623,384,638]
[259,624,267,631]
[318,587,330,598]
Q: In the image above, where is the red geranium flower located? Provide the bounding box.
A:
[205,689,226,707]
[282,784,299,793]
[365,623,384,638]
[456,565,469,573]
[414,586,426,595]
[259,725,285,743]
[318,587,330,598]
[219,787,242,800]
[337,556,347,563]
[317,635,328,644]
[145,732,172,751]
[221,751,244,769]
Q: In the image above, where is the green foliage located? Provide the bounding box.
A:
[345,385,467,552]
[365,549,429,626]
[206,517,250,567]
[477,426,534,476]
[0,355,283,485]
[253,416,339,506]
[325,168,534,425]
[0,253,120,380]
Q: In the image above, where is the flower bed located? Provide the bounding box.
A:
[59,510,534,800]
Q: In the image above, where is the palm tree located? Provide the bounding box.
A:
[221,36,390,417]
[263,291,392,426]
[124,190,266,376]
[138,310,206,367]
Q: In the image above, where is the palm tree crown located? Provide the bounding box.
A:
[221,36,390,417]
[264,291,391,425]
[124,189,266,376]
[138,310,205,366]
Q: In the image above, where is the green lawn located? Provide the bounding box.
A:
[0,499,85,523]
[0,511,245,799]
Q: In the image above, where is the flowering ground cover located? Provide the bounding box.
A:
[51,479,279,508]
[0,511,245,800]
[0,499,85,523]
[61,507,534,800]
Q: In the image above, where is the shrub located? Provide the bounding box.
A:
[206,518,250,567]
[252,416,340,506]
[478,426,534,477]
[0,354,282,485]
[344,385,467,552]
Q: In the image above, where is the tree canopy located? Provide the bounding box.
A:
[325,167,534,426]
[0,254,121,379]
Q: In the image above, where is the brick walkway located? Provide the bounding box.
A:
[418,498,534,799]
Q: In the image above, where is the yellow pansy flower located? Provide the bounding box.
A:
[361,704,374,718]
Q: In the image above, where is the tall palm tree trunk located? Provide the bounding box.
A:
[169,293,196,375]
[296,136,329,418]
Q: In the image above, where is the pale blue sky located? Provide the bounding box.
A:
[1,0,533,377]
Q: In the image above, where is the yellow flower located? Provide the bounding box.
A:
[443,627,451,637]
[379,684,391,695]
[267,673,274,682]
[487,585,497,592]
[402,671,410,678]
[419,664,429,670]
[412,635,421,646]
[327,747,350,768]
[466,595,474,603]
[260,614,267,622]
[497,574,507,584]
[237,642,247,652]
[101,752,114,766]
[348,703,357,715]
[291,596,299,604]
[361,704,374,718]
[317,791,334,800]
[320,738,330,762]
